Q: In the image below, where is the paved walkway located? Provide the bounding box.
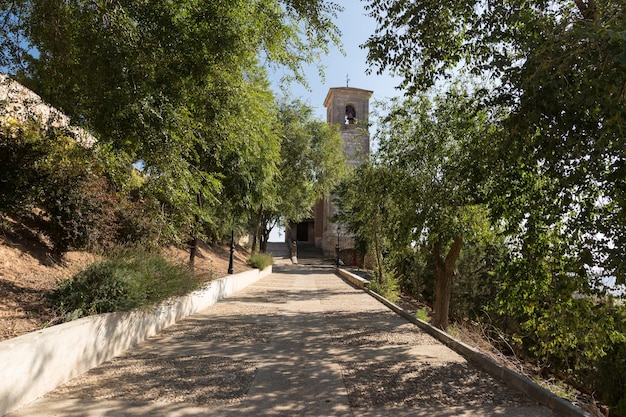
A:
[9,264,556,417]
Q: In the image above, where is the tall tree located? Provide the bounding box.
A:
[364,0,626,287]
[334,161,406,282]
[364,0,626,385]
[1,0,342,249]
[373,87,493,329]
[251,98,347,252]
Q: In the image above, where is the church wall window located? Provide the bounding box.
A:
[345,105,356,124]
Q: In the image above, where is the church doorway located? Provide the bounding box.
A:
[296,222,309,241]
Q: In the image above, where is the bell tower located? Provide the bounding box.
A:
[313,86,373,257]
[323,87,372,166]
[286,85,373,263]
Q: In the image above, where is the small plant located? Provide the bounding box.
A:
[415,308,429,322]
[248,252,273,270]
[532,377,578,402]
[48,247,201,321]
[368,268,400,303]
[447,323,461,337]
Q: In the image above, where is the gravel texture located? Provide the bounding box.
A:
[49,354,257,405]
[154,319,276,343]
[326,312,439,347]
[341,359,533,408]
[37,266,553,416]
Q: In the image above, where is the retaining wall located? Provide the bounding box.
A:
[335,267,369,289]
[0,266,271,416]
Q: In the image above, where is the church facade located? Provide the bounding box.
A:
[287,86,372,260]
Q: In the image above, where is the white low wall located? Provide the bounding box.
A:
[0,266,272,416]
[336,268,369,289]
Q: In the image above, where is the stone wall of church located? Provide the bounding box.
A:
[325,87,372,127]
[341,125,370,166]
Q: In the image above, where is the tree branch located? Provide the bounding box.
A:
[444,235,463,271]
[573,0,598,21]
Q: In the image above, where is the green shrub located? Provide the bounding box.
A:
[392,246,435,303]
[369,268,400,303]
[49,248,200,321]
[391,239,506,319]
[0,119,167,254]
[248,252,273,270]
[578,305,626,415]
[415,308,429,322]
[593,341,626,416]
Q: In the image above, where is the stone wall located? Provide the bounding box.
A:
[0,73,96,147]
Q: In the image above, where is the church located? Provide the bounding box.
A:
[286,86,372,263]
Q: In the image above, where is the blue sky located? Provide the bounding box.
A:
[269,0,402,121]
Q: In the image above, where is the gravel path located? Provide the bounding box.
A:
[9,264,556,417]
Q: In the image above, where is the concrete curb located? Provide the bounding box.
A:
[335,268,592,417]
[0,266,272,416]
[336,267,369,289]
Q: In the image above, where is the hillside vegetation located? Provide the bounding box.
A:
[0,223,250,341]
[2,1,625,415]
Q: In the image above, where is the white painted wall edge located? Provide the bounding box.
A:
[336,267,369,289]
[0,265,272,416]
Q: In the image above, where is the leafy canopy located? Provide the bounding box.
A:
[1,0,343,244]
[363,0,626,391]
[364,0,626,287]
[250,98,347,252]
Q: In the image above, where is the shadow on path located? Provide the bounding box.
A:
[7,266,557,417]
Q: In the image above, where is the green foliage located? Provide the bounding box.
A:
[49,248,201,320]
[0,117,165,253]
[20,0,337,157]
[3,0,343,251]
[247,253,274,270]
[491,240,626,374]
[368,268,400,303]
[415,308,429,322]
[393,233,507,320]
[365,0,626,278]
[391,245,436,303]
[113,194,164,249]
[336,86,499,328]
[451,239,506,318]
[374,86,495,329]
[276,98,347,222]
[364,0,626,405]
[251,98,347,252]
[334,162,404,279]
[554,306,626,415]
[1,119,109,253]
[365,0,626,292]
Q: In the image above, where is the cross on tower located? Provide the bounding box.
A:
[346,74,350,88]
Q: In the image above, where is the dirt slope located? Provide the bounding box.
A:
[0,231,250,341]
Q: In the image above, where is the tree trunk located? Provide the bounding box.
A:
[432,235,463,330]
[251,231,258,254]
[189,237,198,269]
[188,193,203,269]
[260,230,269,253]
[252,205,263,253]
[373,227,384,281]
